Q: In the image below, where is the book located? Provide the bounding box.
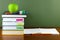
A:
[24,28,59,34]
[2,15,26,36]
[3,18,24,22]
[2,30,24,35]
[17,22,24,26]
[2,26,24,30]
[2,21,24,26]
[2,15,27,18]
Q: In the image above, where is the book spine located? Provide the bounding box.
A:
[2,30,24,35]
[3,18,24,22]
[2,26,24,30]
[2,21,24,26]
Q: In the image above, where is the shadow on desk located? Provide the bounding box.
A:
[24,34,60,40]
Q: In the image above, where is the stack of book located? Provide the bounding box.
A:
[2,15,27,35]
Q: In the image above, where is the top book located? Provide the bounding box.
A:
[2,15,27,18]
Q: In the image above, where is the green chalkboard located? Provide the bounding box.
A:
[1,0,60,28]
[21,0,60,27]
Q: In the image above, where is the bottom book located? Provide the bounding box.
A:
[2,30,24,36]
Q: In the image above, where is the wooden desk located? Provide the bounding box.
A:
[0,28,60,40]
[24,28,60,40]
[2,36,24,40]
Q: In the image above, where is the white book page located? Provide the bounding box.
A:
[3,18,16,21]
[39,28,59,34]
[2,22,16,25]
[24,28,40,34]
[24,28,59,34]
[3,26,16,29]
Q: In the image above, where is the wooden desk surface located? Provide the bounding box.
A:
[1,36,24,40]
[24,28,60,40]
[0,28,60,40]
